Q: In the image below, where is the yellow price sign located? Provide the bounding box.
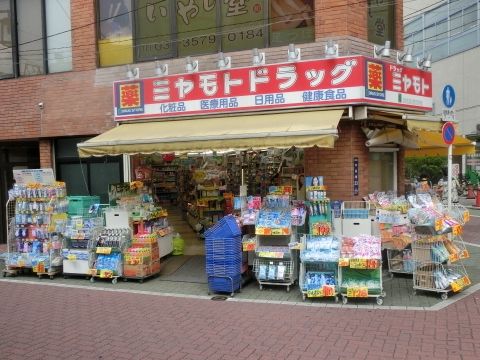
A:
[99,270,113,279]
[463,211,470,223]
[349,258,367,269]
[347,287,369,298]
[307,288,324,298]
[435,219,443,232]
[460,249,470,259]
[32,265,38,273]
[449,253,459,263]
[322,285,335,297]
[451,279,463,292]
[67,254,77,261]
[452,225,463,236]
[367,259,380,269]
[96,247,112,254]
[463,276,471,286]
[339,258,350,267]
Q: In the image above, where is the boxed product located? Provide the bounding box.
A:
[149,259,161,274]
[123,264,151,278]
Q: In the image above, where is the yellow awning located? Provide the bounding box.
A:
[406,120,442,132]
[77,110,343,157]
[405,130,476,157]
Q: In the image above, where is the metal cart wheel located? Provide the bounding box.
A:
[49,275,54,280]
[287,286,290,293]
[441,293,448,300]
[342,296,348,305]
[376,297,384,306]
[90,277,95,283]
[381,291,387,297]
[259,284,263,290]
[112,278,118,285]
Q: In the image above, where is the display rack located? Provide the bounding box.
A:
[299,235,340,302]
[3,181,68,279]
[253,193,297,292]
[338,235,385,305]
[88,226,130,284]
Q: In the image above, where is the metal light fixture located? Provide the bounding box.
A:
[126,64,139,79]
[217,52,231,69]
[287,43,301,62]
[325,40,339,58]
[155,61,168,76]
[396,46,413,64]
[185,56,199,73]
[252,48,265,66]
[373,40,391,58]
[417,53,432,70]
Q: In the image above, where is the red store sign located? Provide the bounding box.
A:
[114,56,432,121]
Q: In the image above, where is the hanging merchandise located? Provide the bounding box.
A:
[253,188,297,292]
[4,177,68,279]
[304,176,332,236]
[338,234,385,305]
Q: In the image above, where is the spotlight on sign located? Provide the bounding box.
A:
[252,48,265,66]
[155,61,168,76]
[325,40,339,58]
[287,44,301,62]
[126,64,139,80]
[217,52,231,70]
[373,40,391,58]
[396,46,413,64]
[185,56,199,73]
[417,54,432,70]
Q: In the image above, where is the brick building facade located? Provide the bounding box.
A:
[0,0,409,237]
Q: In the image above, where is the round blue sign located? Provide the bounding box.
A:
[442,122,455,145]
[442,85,455,108]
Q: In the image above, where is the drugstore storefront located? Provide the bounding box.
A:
[77,55,451,199]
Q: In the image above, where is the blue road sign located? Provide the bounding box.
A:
[442,122,455,145]
[442,85,455,108]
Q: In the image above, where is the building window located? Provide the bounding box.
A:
[55,137,123,204]
[368,151,396,193]
[367,0,396,47]
[0,0,72,79]
[97,0,315,67]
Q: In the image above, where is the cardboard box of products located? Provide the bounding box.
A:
[123,264,151,278]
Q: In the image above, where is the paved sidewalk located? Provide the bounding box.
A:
[0,280,479,360]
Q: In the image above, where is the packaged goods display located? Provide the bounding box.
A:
[4,180,68,279]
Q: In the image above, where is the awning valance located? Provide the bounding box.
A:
[77,109,343,157]
[405,130,476,157]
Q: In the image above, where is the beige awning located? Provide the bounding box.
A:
[77,110,343,157]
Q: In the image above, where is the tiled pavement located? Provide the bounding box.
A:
[0,280,479,360]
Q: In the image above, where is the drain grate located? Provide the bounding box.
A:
[210,295,228,301]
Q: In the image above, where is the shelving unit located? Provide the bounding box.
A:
[152,165,178,203]
[338,235,384,305]
[253,193,296,292]
[299,235,340,301]
[3,182,68,279]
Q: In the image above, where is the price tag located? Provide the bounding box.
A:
[463,276,471,286]
[349,258,367,269]
[339,258,350,267]
[37,262,45,273]
[449,253,459,263]
[99,270,113,279]
[463,211,470,223]
[452,225,463,236]
[451,278,463,292]
[347,287,369,298]
[96,247,112,254]
[435,219,443,232]
[67,254,77,261]
[367,259,380,269]
[288,243,303,250]
[242,242,256,251]
[32,265,38,273]
[460,249,470,259]
[307,288,324,298]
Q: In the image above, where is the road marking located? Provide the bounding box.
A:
[1,277,479,312]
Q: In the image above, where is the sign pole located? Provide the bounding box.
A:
[448,143,452,211]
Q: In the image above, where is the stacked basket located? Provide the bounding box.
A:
[205,215,242,296]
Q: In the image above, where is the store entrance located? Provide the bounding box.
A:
[0,142,40,244]
[130,149,304,268]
